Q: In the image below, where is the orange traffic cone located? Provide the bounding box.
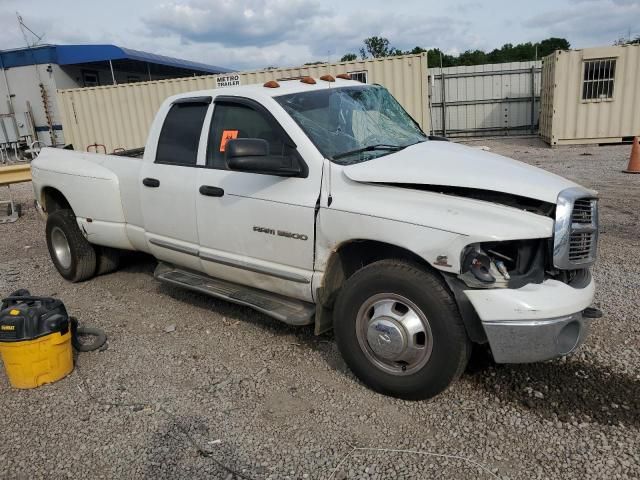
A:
[624,136,640,174]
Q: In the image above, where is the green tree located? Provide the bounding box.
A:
[485,38,570,63]
[537,37,570,56]
[339,36,571,68]
[340,53,357,62]
[458,49,488,66]
[361,36,394,58]
[426,48,457,68]
[407,46,427,54]
[614,35,640,45]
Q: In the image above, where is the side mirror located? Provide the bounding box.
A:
[226,138,269,159]
[226,138,303,177]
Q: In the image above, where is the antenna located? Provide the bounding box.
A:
[17,12,44,47]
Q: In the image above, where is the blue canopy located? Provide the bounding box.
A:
[0,44,231,74]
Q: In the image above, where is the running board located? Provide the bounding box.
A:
[154,263,315,326]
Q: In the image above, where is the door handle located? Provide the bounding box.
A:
[199,185,224,197]
[143,177,160,188]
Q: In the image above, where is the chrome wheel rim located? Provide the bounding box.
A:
[51,226,72,269]
[356,293,433,376]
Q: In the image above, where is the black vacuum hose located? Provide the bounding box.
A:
[70,317,107,352]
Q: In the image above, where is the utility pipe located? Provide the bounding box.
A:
[109,60,117,85]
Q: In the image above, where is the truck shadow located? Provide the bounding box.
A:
[467,349,640,428]
[117,251,157,274]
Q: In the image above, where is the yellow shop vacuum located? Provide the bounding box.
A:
[0,291,87,389]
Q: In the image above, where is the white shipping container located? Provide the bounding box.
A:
[540,44,640,146]
[57,53,429,152]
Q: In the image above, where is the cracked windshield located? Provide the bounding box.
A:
[275,85,426,164]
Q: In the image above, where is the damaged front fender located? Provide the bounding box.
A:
[316,173,554,275]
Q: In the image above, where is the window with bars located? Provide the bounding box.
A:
[582,58,616,100]
[348,70,368,83]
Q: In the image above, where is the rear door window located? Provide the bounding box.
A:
[156,102,209,166]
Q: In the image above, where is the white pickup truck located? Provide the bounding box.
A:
[31,76,601,399]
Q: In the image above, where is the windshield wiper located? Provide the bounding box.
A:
[332,144,405,160]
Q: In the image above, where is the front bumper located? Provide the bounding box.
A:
[464,277,596,363]
[481,313,592,363]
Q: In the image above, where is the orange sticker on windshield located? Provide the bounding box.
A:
[220,130,239,152]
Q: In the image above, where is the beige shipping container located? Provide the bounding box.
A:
[57,53,429,152]
[540,44,640,146]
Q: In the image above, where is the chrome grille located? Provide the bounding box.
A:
[553,189,598,270]
[571,198,593,224]
[568,232,595,261]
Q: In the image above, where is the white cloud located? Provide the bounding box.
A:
[3,0,633,72]
[523,0,640,47]
[145,0,327,47]
[130,34,318,71]
[140,0,478,68]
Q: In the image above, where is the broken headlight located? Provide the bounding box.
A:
[459,239,546,289]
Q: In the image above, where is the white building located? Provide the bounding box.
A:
[0,44,231,151]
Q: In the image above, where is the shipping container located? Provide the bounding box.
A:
[540,44,640,146]
[57,53,429,152]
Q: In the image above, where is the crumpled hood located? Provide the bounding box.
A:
[342,140,583,204]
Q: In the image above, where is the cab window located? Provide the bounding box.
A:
[207,102,296,170]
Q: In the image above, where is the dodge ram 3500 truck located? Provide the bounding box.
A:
[31,77,600,399]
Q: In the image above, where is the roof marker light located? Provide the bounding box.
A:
[263,80,280,88]
[300,76,316,85]
[336,73,351,80]
[320,74,335,82]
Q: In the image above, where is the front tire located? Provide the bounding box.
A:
[333,260,470,400]
[46,209,97,282]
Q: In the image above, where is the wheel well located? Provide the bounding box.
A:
[316,240,433,309]
[41,187,72,215]
[314,239,487,344]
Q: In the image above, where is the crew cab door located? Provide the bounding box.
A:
[195,96,321,302]
[140,97,210,271]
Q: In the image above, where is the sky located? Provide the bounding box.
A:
[0,0,638,71]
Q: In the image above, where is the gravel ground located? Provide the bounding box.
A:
[0,137,638,479]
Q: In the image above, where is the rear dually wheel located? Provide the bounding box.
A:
[45,209,97,282]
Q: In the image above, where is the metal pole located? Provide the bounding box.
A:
[147,63,152,81]
[0,115,8,145]
[439,52,446,137]
[441,73,447,137]
[428,74,435,136]
[0,54,14,107]
[530,66,536,134]
[109,60,117,85]
[25,100,38,142]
